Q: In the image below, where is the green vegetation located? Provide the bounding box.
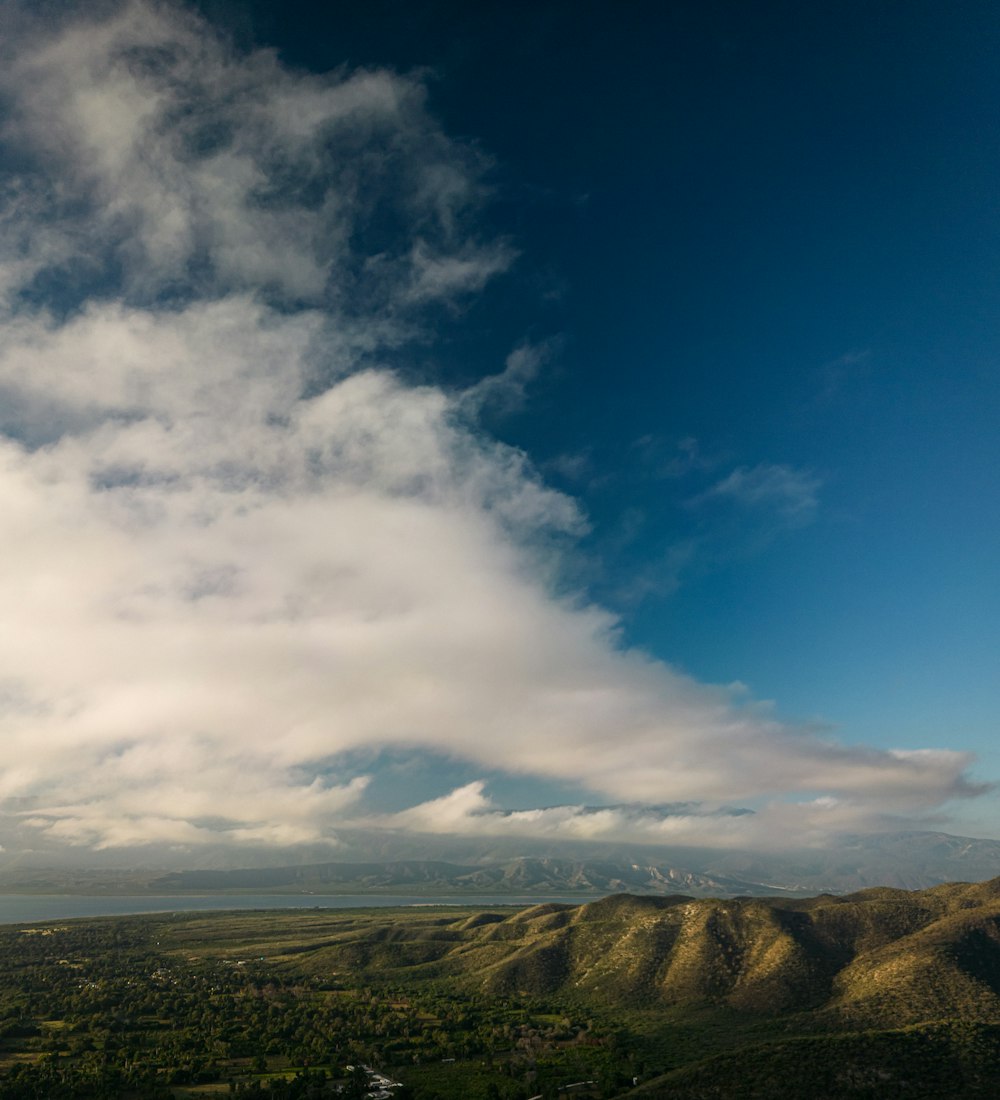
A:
[1,878,1000,1097]
[0,907,633,1099]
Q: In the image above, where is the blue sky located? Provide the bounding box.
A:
[285,8,998,676]
[256,1,1000,817]
[0,0,996,859]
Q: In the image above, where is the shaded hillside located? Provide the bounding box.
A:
[627,1021,1000,1099]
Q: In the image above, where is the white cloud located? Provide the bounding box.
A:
[361,781,972,852]
[0,1,983,854]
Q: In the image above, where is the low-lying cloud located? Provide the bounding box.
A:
[0,0,985,856]
[359,780,973,853]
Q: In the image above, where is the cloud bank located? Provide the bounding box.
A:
[0,1,984,855]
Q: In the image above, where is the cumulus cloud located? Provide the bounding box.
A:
[0,0,984,854]
[360,780,979,852]
[363,781,757,845]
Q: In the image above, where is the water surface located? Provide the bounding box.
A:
[0,893,597,924]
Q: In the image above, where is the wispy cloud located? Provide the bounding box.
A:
[631,435,725,480]
[0,1,982,855]
[813,349,872,406]
[697,462,822,525]
[462,339,556,416]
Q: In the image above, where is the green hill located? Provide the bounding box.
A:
[243,879,1000,1029]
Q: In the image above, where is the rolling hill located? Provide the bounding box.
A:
[233,878,1000,1030]
[131,878,1000,1096]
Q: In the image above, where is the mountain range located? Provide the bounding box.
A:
[2,829,997,898]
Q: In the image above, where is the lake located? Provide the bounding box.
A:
[0,893,597,924]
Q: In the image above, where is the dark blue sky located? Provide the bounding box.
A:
[204,1,1000,804]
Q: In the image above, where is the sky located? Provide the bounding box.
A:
[0,0,997,864]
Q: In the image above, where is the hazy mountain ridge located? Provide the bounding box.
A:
[1,829,998,898]
[146,856,768,897]
[129,830,1000,897]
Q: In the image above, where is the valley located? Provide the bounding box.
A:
[3,879,1000,1095]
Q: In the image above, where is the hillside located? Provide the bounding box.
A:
[248,880,1000,1096]
[229,878,1000,1031]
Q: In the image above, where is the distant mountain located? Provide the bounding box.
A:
[141,831,1000,897]
[1,829,998,898]
[692,830,1000,893]
[146,856,770,897]
[320,827,1000,894]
